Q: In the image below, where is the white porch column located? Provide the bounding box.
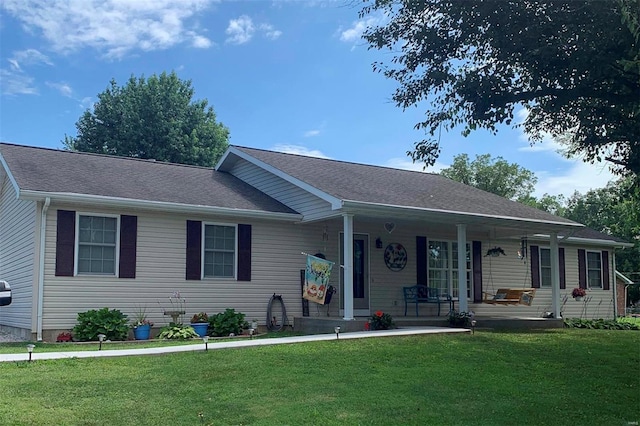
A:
[343,214,354,320]
[550,232,561,318]
[457,224,468,313]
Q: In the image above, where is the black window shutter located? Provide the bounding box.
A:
[530,245,540,288]
[237,224,252,281]
[119,215,137,279]
[416,236,427,286]
[472,241,482,303]
[55,210,76,277]
[559,248,566,289]
[578,249,587,289]
[186,220,202,280]
[602,250,610,290]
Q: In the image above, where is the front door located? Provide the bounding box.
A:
[340,234,370,315]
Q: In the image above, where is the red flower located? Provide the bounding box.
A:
[375,310,384,317]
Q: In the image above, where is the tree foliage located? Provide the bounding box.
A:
[361,0,640,175]
[440,153,537,201]
[64,71,229,167]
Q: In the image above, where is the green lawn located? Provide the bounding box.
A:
[0,329,638,425]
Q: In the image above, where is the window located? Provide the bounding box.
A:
[77,215,118,274]
[587,251,602,288]
[428,240,472,299]
[203,224,236,278]
[539,248,551,287]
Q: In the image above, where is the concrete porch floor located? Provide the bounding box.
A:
[293,315,564,334]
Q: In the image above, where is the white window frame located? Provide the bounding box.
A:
[428,240,472,300]
[202,222,237,279]
[586,250,603,289]
[74,212,120,276]
[539,247,552,287]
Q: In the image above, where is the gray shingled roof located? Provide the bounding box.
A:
[233,146,579,225]
[0,143,298,215]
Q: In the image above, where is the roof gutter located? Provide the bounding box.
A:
[530,234,634,249]
[18,190,302,222]
[36,197,50,342]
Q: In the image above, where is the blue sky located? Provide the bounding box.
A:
[0,0,617,197]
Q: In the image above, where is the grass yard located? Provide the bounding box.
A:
[0,329,638,425]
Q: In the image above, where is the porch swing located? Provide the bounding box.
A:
[481,237,536,306]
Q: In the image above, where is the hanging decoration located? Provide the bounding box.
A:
[517,237,528,261]
[384,243,407,271]
[484,246,506,257]
[384,222,396,233]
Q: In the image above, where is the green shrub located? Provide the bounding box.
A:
[564,318,640,330]
[157,323,199,340]
[447,310,471,327]
[72,308,129,341]
[369,310,395,330]
[209,308,248,337]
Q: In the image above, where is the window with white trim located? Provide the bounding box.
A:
[77,215,118,274]
[539,248,552,287]
[428,240,472,299]
[203,224,236,278]
[587,251,602,288]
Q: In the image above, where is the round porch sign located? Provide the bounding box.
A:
[384,243,407,271]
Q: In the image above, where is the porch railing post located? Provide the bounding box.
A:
[550,232,561,318]
[343,214,354,320]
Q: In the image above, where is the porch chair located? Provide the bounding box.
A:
[403,285,453,317]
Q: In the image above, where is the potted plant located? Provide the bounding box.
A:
[131,308,153,340]
[572,287,587,301]
[447,310,471,327]
[369,310,395,330]
[190,312,209,337]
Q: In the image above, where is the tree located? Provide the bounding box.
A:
[361,0,640,175]
[64,71,229,167]
[440,153,537,201]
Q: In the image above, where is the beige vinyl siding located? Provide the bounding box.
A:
[0,178,37,331]
[41,204,320,330]
[229,160,334,221]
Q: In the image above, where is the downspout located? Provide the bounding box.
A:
[612,250,618,318]
[36,197,50,341]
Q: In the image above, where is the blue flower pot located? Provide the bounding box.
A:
[133,324,151,340]
[191,322,208,337]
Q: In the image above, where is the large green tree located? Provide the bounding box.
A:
[362,0,640,175]
[440,153,537,201]
[64,71,229,167]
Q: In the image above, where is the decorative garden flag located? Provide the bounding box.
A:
[303,254,334,305]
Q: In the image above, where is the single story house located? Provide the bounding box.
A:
[0,143,632,340]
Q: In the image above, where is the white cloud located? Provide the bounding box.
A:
[191,34,212,49]
[303,129,320,138]
[226,15,254,45]
[226,16,281,45]
[272,144,331,159]
[0,0,213,59]
[0,69,38,95]
[259,23,282,40]
[338,16,384,44]
[79,96,94,110]
[11,48,53,67]
[1,49,54,96]
[534,159,617,197]
[46,81,73,97]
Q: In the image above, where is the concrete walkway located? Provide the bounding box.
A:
[0,326,468,363]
